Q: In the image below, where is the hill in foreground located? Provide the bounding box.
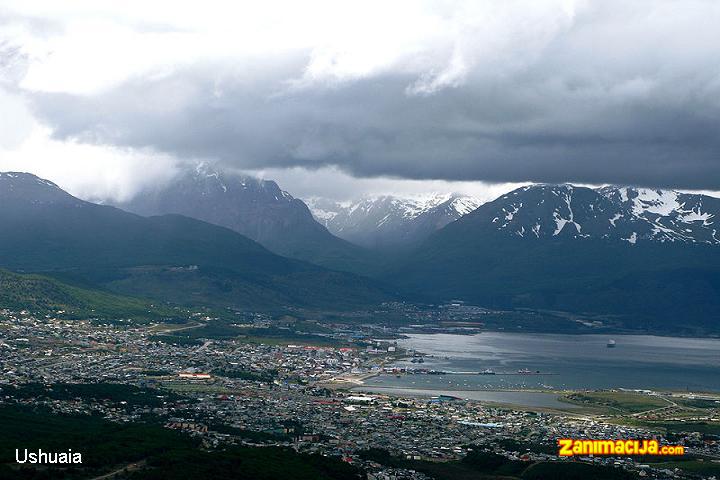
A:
[0,268,179,322]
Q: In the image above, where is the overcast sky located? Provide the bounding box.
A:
[1,1,719,201]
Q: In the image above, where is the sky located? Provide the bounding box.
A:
[1,1,719,202]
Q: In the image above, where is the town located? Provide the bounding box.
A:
[1,309,719,479]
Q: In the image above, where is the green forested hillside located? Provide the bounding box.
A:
[0,268,176,321]
[0,404,361,480]
[0,173,391,311]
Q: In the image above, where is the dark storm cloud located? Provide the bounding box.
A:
[24,1,720,189]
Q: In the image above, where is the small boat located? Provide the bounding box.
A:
[607,339,616,348]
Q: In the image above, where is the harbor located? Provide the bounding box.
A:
[367,332,720,392]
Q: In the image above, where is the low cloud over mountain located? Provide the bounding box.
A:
[2,1,720,195]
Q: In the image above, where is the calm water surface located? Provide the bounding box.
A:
[364,333,720,393]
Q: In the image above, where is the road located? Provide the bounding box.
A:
[90,459,146,480]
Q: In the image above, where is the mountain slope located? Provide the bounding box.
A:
[117,164,379,274]
[0,268,175,322]
[307,194,481,249]
[461,184,720,244]
[0,172,390,311]
[385,184,720,332]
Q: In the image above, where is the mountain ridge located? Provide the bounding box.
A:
[0,171,392,311]
[3,171,719,331]
[306,193,482,249]
[459,184,720,244]
[383,183,720,333]
[116,164,380,275]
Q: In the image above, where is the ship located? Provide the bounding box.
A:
[437,394,463,401]
[517,368,532,374]
[607,339,616,348]
[480,369,496,375]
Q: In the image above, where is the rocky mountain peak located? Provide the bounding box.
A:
[470,184,719,244]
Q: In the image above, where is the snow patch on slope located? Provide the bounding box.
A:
[632,189,681,216]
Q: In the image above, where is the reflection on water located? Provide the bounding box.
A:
[365,333,720,392]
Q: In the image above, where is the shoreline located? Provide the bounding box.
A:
[351,382,720,398]
[351,384,571,394]
[349,385,581,411]
[358,373,720,396]
[393,329,720,340]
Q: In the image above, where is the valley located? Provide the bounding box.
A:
[2,170,720,480]
[3,170,719,334]
[3,5,719,478]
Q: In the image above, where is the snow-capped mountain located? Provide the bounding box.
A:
[0,172,76,206]
[466,184,720,244]
[116,163,376,273]
[306,193,482,249]
[120,163,308,245]
[385,184,720,331]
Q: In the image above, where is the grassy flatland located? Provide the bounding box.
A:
[564,390,720,439]
[671,422,720,434]
[150,318,349,347]
[674,396,720,409]
[648,421,720,436]
[564,391,670,414]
